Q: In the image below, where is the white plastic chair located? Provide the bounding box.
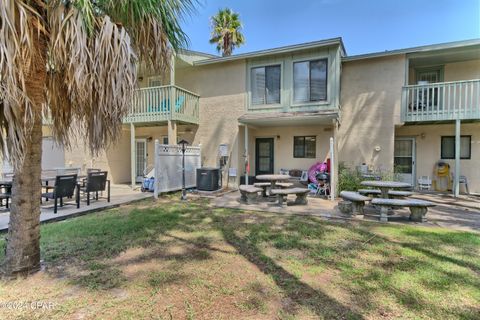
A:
[417,176,432,190]
[459,175,469,194]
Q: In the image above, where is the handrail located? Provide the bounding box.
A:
[403,78,480,88]
[401,79,480,122]
[124,85,200,124]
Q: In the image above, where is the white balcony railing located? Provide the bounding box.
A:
[123,85,200,124]
[402,79,480,122]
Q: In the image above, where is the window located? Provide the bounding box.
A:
[441,136,471,159]
[293,59,327,103]
[416,67,443,84]
[294,136,316,158]
[148,77,162,87]
[251,65,281,105]
[162,136,169,145]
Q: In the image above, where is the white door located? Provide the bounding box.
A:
[394,138,415,186]
[42,137,65,169]
[135,139,147,182]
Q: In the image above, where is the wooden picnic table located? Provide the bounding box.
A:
[360,180,411,199]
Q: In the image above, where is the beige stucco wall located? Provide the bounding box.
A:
[444,59,480,81]
[176,60,247,173]
[337,55,406,172]
[396,123,480,193]
[242,125,334,175]
[63,123,196,184]
[63,126,131,184]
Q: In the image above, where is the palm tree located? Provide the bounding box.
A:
[209,8,245,57]
[0,0,196,277]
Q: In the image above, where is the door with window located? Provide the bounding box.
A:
[135,139,147,182]
[255,138,274,175]
[394,138,415,186]
[416,68,442,109]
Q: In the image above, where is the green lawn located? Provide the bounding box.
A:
[0,197,479,319]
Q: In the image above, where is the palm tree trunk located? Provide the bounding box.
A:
[2,35,46,277]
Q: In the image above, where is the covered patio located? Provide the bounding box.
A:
[238,110,339,197]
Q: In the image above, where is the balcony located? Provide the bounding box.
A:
[401,79,480,122]
[123,85,200,125]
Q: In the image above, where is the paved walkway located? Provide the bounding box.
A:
[0,184,152,232]
[213,191,480,233]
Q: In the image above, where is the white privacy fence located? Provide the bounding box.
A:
[153,141,201,198]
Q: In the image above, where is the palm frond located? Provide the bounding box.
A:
[209,8,244,56]
[95,0,195,71]
[47,3,137,154]
[1,0,196,165]
[0,0,46,168]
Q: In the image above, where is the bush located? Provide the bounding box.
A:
[338,162,363,192]
[338,162,403,193]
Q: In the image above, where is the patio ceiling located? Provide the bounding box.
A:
[238,110,338,127]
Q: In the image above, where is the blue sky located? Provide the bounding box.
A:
[181,0,480,56]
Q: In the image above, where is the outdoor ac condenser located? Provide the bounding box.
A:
[197,167,221,191]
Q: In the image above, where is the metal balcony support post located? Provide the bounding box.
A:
[131,123,136,189]
[454,118,461,197]
[244,125,249,185]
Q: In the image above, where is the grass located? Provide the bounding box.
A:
[0,196,479,319]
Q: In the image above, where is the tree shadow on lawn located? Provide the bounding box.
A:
[214,211,365,319]
[212,210,480,319]
[31,200,217,290]
[1,198,478,318]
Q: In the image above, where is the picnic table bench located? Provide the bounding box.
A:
[339,191,370,215]
[270,188,309,207]
[360,181,411,198]
[359,189,413,198]
[388,190,414,198]
[239,185,262,204]
[254,182,294,197]
[371,198,435,222]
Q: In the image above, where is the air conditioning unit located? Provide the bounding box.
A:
[197,167,221,191]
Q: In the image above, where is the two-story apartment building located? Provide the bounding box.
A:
[48,37,480,195]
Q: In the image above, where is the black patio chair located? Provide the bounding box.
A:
[81,171,110,205]
[41,174,80,214]
[0,183,11,209]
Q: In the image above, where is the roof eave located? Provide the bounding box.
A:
[343,38,480,62]
[193,37,345,66]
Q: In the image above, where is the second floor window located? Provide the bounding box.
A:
[251,65,281,105]
[293,59,327,103]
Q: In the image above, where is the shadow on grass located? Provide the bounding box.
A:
[211,210,480,319]
[1,197,479,319]
[31,199,215,290]
[215,212,364,319]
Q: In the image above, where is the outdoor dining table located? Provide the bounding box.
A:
[360,180,411,199]
[255,174,291,189]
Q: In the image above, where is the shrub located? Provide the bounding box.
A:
[337,163,402,193]
[338,162,363,192]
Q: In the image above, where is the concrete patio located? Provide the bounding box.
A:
[0,184,152,232]
[213,191,480,233]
